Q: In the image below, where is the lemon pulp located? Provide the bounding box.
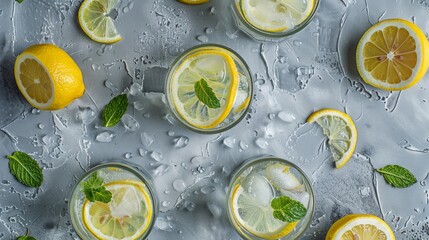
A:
[78,0,122,43]
[82,181,153,240]
[170,49,239,129]
[307,109,357,169]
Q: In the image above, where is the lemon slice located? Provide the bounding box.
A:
[170,50,239,129]
[78,0,122,44]
[307,109,357,169]
[231,184,298,239]
[356,18,429,91]
[326,214,395,240]
[14,44,85,110]
[240,0,314,33]
[83,181,153,240]
[178,0,209,4]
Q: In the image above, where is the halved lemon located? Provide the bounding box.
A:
[356,18,429,91]
[82,181,154,240]
[78,0,122,44]
[170,49,239,129]
[14,44,85,110]
[231,184,298,239]
[240,0,315,33]
[326,214,395,240]
[178,0,209,4]
[307,109,357,169]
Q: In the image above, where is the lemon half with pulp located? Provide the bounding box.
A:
[82,181,154,240]
[326,214,395,240]
[170,49,239,129]
[356,18,429,90]
[307,109,357,169]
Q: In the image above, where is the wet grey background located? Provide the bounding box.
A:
[0,0,429,239]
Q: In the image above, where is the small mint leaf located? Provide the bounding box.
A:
[17,228,36,240]
[376,165,417,188]
[82,172,112,203]
[271,196,307,222]
[16,0,25,3]
[7,151,43,188]
[102,94,128,127]
[194,79,220,109]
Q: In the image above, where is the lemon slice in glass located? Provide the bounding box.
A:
[78,0,122,44]
[178,0,209,4]
[231,184,298,239]
[326,214,395,240]
[307,109,357,169]
[170,50,239,129]
[356,18,429,91]
[82,181,153,240]
[240,0,315,33]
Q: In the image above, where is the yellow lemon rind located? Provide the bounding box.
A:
[178,0,209,5]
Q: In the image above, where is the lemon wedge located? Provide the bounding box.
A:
[82,181,153,240]
[356,18,429,91]
[78,0,122,44]
[240,0,315,33]
[326,214,395,240]
[231,184,298,239]
[170,50,239,129]
[14,44,84,110]
[307,109,357,169]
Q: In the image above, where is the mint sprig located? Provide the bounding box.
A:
[7,151,43,188]
[82,172,112,203]
[194,79,220,109]
[376,165,417,188]
[102,94,128,127]
[271,196,307,222]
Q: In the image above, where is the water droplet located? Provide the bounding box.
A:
[205,27,214,34]
[124,152,132,159]
[190,156,206,165]
[162,201,170,207]
[200,185,215,194]
[129,82,142,96]
[76,106,96,124]
[268,113,276,120]
[122,114,140,131]
[207,202,222,218]
[209,7,216,15]
[196,35,209,43]
[153,164,170,176]
[255,138,269,149]
[264,123,276,138]
[167,131,175,136]
[222,166,231,175]
[144,113,151,119]
[141,132,154,147]
[223,136,236,148]
[104,80,119,95]
[133,100,145,110]
[42,135,52,145]
[239,141,248,151]
[164,113,176,124]
[173,136,189,148]
[138,148,147,157]
[172,179,187,192]
[278,111,296,122]
[149,151,163,161]
[38,123,45,129]
[197,166,205,173]
[293,40,302,46]
[359,187,371,196]
[31,108,41,114]
[95,131,116,143]
[91,63,100,71]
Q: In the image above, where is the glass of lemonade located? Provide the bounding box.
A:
[227,156,314,239]
[231,0,320,42]
[69,162,158,240]
[165,44,253,134]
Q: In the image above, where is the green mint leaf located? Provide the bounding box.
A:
[7,151,43,188]
[16,0,25,3]
[17,228,36,240]
[102,94,128,127]
[194,79,220,109]
[271,196,307,222]
[376,165,417,188]
[82,172,112,203]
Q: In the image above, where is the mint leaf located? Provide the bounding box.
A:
[271,196,307,222]
[7,151,43,188]
[17,228,36,240]
[82,172,112,203]
[16,0,25,3]
[376,165,417,188]
[194,79,220,109]
[102,94,128,127]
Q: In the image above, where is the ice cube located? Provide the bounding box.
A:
[207,202,222,218]
[141,132,154,147]
[173,136,189,148]
[255,138,269,149]
[223,136,236,148]
[76,106,96,125]
[280,189,310,207]
[95,131,116,143]
[122,114,140,131]
[265,164,302,190]
[153,164,170,177]
[243,173,273,206]
[129,82,142,96]
[278,111,296,123]
[149,151,163,161]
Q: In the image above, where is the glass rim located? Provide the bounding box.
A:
[226,155,315,240]
[68,161,158,240]
[165,43,254,134]
[231,0,320,41]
